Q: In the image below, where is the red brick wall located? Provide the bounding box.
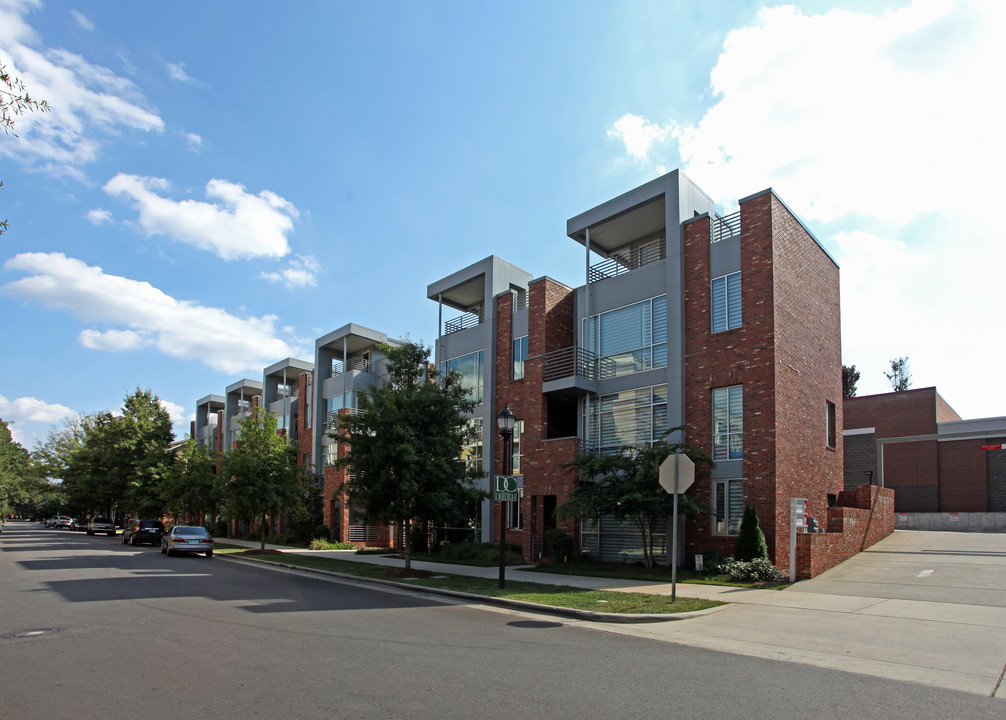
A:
[768,192,844,573]
[938,439,988,512]
[682,192,843,575]
[844,388,939,435]
[796,485,894,578]
[494,278,579,561]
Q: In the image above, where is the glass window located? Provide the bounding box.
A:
[712,272,742,333]
[322,443,338,468]
[713,479,744,535]
[441,350,484,405]
[512,336,528,380]
[713,386,743,460]
[507,498,522,530]
[583,296,667,379]
[512,420,523,474]
[584,384,668,454]
[460,418,483,472]
[826,401,837,448]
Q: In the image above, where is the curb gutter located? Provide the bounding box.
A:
[220,554,726,624]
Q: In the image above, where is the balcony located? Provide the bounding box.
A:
[588,240,665,283]
[711,210,740,243]
[444,309,483,335]
[332,356,371,374]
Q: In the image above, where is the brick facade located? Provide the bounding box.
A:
[683,191,845,575]
[493,278,580,560]
[795,485,894,579]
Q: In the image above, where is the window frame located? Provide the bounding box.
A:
[711,271,742,333]
[512,336,528,380]
[826,400,837,448]
[712,385,743,461]
[712,479,744,536]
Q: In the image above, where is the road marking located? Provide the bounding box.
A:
[917,569,934,577]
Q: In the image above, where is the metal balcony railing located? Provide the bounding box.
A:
[277,385,299,399]
[444,310,483,335]
[711,210,741,243]
[333,356,372,374]
[512,290,528,313]
[588,242,666,283]
[542,346,598,382]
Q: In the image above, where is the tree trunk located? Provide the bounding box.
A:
[259,514,266,550]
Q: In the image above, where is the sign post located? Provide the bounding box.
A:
[659,453,695,602]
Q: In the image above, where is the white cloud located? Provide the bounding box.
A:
[0,1,163,178]
[609,1,1006,418]
[607,113,673,160]
[165,61,192,82]
[0,393,75,424]
[85,207,112,225]
[103,174,299,260]
[260,254,320,289]
[183,131,204,152]
[79,328,151,351]
[70,10,93,31]
[2,252,303,374]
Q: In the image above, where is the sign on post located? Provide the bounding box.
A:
[493,475,519,502]
[659,454,695,494]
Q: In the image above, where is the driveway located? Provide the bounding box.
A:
[796,530,1006,607]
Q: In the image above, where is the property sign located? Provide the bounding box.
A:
[981,444,1002,451]
[493,475,519,502]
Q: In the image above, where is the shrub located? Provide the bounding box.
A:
[436,541,522,565]
[214,519,228,538]
[718,557,782,583]
[312,524,331,542]
[544,529,574,559]
[309,538,356,550]
[734,503,769,561]
[694,549,728,574]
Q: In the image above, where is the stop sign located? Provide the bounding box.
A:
[659,453,695,494]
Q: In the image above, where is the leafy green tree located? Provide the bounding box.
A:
[734,503,769,561]
[335,341,485,570]
[0,418,31,517]
[884,356,912,392]
[161,438,220,524]
[220,407,308,550]
[842,364,860,398]
[557,429,714,569]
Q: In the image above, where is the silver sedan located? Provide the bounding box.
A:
[161,526,214,557]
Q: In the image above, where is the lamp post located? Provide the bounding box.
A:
[497,403,515,589]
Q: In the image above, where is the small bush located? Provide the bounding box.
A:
[356,547,395,555]
[544,529,574,559]
[436,541,522,565]
[312,524,331,542]
[214,520,228,538]
[718,557,782,583]
[309,538,356,550]
[734,504,769,561]
[694,549,728,574]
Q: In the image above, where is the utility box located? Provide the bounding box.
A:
[789,497,808,582]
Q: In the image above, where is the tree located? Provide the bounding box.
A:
[0,418,31,517]
[2,61,50,236]
[842,364,860,398]
[556,429,714,569]
[884,356,912,392]
[335,341,485,570]
[160,438,220,524]
[734,503,769,561]
[220,407,308,550]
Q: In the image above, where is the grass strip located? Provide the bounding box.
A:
[524,561,790,590]
[216,546,723,615]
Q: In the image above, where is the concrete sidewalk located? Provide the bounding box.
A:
[219,535,1006,699]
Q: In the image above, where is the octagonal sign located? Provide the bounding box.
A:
[659,454,695,494]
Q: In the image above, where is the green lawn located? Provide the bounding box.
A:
[525,560,790,590]
[215,546,724,615]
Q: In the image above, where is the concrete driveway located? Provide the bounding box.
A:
[795,530,1006,607]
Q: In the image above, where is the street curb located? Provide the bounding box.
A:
[218,554,728,623]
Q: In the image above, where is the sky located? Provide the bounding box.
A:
[2,0,1004,448]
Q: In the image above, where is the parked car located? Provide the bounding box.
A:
[54,515,73,530]
[44,516,58,528]
[122,519,166,546]
[87,517,116,536]
[69,517,89,531]
[161,526,214,557]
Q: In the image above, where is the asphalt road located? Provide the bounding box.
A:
[1,522,1002,719]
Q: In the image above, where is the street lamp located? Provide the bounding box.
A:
[497,403,515,589]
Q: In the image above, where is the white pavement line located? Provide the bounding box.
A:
[917,569,935,577]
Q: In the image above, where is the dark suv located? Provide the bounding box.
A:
[121,519,166,546]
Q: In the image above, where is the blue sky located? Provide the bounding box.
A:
[2,0,1003,448]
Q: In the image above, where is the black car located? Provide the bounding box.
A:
[121,519,166,546]
[69,517,89,531]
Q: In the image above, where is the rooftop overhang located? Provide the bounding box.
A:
[196,394,225,411]
[225,379,262,396]
[567,194,666,257]
[427,256,494,312]
[264,357,314,378]
[315,323,395,355]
